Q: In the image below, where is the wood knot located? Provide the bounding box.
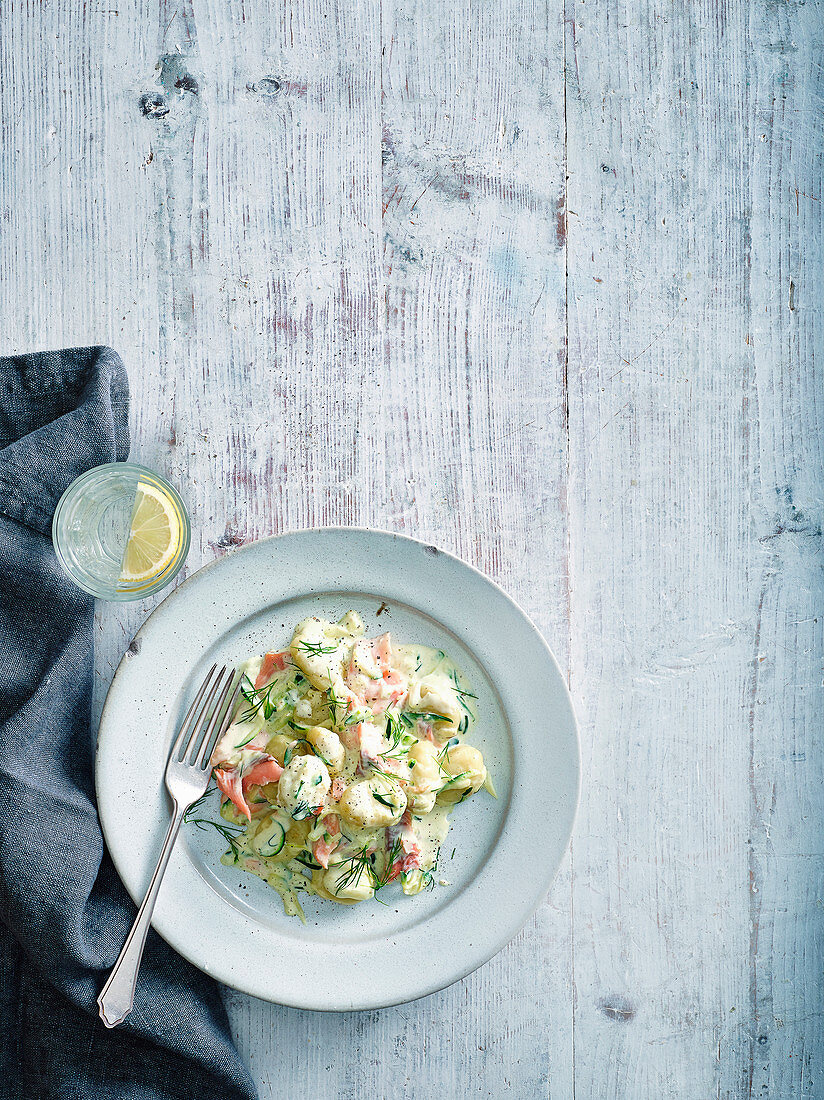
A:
[249,76,282,96]
[597,994,637,1022]
[139,92,169,119]
[174,73,199,95]
[216,525,246,549]
[555,193,567,248]
[761,484,822,544]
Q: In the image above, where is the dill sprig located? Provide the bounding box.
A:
[239,674,282,723]
[332,835,406,895]
[436,742,469,790]
[286,778,315,821]
[325,678,347,725]
[187,815,246,863]
[375,836,405,888]
[298,640,338,656]
[367,765,400,782]
[183,785,217,822]
[437,740,458,767]
[332,847,378,894]
[384,711,416,757]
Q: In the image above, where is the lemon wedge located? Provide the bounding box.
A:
[119,482,180,584]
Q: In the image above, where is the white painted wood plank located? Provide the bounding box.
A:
[747,1,824,1095]
[565,0,753,1093]
[565,0,823,1097]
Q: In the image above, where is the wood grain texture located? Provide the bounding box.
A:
[0,0,821,1096]
[746,3,824,1096]
[565,1,823,1097]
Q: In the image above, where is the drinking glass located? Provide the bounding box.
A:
[52,462,190,601]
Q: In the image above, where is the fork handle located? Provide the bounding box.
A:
[97,804,185,1028]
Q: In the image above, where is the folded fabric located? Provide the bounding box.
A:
[0,347,257,1100]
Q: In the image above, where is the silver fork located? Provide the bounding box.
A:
[97,663,241,1028]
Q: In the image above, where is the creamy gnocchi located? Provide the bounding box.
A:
[193,611,494,919]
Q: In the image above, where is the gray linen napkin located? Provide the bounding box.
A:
[0,347,256,1100]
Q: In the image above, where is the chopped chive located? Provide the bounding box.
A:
[371,790,397,809]
[405,710,451,725]
[287,736,331,767]
[450,669,477,700]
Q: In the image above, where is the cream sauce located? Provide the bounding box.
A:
[204,614,491,918]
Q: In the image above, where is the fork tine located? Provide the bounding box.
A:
[181,666,227,762]
[194,672,240,770]
[169,663,218,762]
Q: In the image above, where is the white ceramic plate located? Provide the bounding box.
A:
[96,529,580,1010]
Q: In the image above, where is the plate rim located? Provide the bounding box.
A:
[96,526,581,1009]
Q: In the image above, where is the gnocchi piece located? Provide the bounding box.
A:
[277,754,331,819]
[352,637,382,680]
[337,610,365,636]
[407,739,441,814]
[437,743,487,804]
[338,774,407,828]
[406,674,463,737]
[321,860,374,903]
[289,617,350,694]
[304,725,345,775]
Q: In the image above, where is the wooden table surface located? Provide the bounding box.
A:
[2,2,821,1097]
